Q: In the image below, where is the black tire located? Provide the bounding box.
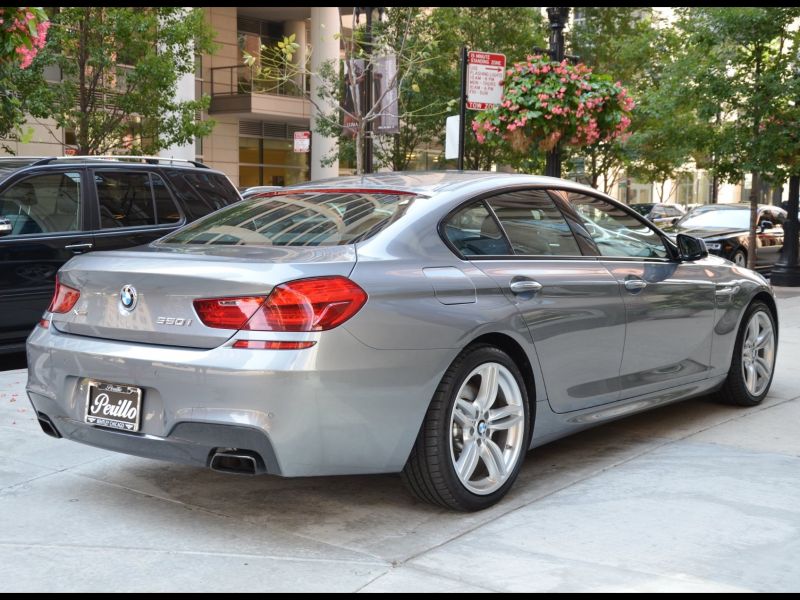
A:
[731,248,747,268]
[716,300,777,407]
[401,344,531,511]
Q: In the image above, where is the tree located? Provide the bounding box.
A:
[246,7,440,175]
[567,7,663,192]
[13,8,216,155]
[426,8,547,172]
[623,25,698,201]
[668,8,800,269]
[1,7,48,144]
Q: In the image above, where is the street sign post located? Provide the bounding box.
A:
[466,51,506,110]
[293,131,310,153]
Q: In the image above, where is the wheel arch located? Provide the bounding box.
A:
[751,291,778,338]
[467,332,538,431]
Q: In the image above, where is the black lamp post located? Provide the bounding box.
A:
[770,175,800,285]
[770,69,800,286]
[544,7,570,178]
[355,7,385,174]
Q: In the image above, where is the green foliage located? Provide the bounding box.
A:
[11,7,217,155]
[424,7,548,171]
[566,7,664,190]
[670,7,800,183]
[663,7,800,267]
[1,7,49,142]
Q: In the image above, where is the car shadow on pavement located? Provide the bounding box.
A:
[62,393,753,563]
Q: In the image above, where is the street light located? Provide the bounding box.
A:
[545,7,569,178]
[355,6,385,174]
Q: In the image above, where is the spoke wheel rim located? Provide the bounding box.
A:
[741,310,775,397]
[449,362,525,496]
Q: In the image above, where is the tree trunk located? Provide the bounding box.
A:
[355,123,364,175]
[77,10,90,155]
[748,172,760,270]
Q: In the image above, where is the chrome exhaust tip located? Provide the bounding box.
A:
[209,450,260,475]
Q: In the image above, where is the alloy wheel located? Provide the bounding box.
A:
[449,362,525,495]
[741,310,775,396]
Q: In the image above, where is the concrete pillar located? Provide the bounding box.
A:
[283,20,307,93]
[310,7,340,180]
[159,8,196,163]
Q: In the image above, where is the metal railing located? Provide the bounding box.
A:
[210,64,306,99]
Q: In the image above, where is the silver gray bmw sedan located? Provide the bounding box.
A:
[26,172,778,511]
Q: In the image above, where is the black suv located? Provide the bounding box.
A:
[0,156,242,354]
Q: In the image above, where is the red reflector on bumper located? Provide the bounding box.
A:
[38,318,50,329]
[232,340,316,350]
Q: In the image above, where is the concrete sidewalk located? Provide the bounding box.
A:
[2,291,800,592]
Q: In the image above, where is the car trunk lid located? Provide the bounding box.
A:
[52,245,356,349]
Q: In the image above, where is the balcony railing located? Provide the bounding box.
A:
[209,64,306,99]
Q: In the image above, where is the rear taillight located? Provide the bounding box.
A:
[48,276,80,314]
[193,276,367,332]
[193,297,265,330]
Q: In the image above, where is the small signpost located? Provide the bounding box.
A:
[466,51,506,110]
[293,131,310,153]
[456,49,506,170]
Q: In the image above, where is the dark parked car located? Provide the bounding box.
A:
[629,202,685,227]
[668,203,786,269]
[0,156,241,353]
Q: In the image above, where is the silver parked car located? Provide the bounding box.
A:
[27,172,778,511]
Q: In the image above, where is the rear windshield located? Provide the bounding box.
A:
[159,190,417,246]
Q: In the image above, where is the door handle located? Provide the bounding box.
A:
[624,279,647,292]
[509,279,543,294]
[65,242,93,254]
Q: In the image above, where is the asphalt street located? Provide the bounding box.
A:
[1,289,799,592]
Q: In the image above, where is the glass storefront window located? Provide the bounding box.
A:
[239,136,310,188]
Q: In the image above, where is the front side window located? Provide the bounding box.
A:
[0,171,82,236]
[487,190,580,256]
[568,193,669,259]
[160,190,416,247]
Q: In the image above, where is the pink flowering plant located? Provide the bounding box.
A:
[472,54,635,154]
[0,7,50,69]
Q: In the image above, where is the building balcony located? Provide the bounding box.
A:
[208,64,311,122]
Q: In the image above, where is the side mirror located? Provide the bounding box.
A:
[0,219,12,237]
[676,233,708,261]
[671,217,680,226]
[759,220,774,232]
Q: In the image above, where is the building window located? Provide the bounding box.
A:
[239,136,310,188]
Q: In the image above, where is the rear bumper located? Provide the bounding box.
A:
[26,325,453,477]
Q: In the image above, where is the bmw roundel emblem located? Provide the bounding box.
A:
[120,285,138,311]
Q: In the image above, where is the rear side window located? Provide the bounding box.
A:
[152,174,181,224]
[95,171,180,228]
[486,190,580,256]
[444,202,512,256]
[166,172,240,220]
[96,172,155,228]
[0,171,82,235]
[159,190,417,246]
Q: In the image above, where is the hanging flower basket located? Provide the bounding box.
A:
[472,55,635,154]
